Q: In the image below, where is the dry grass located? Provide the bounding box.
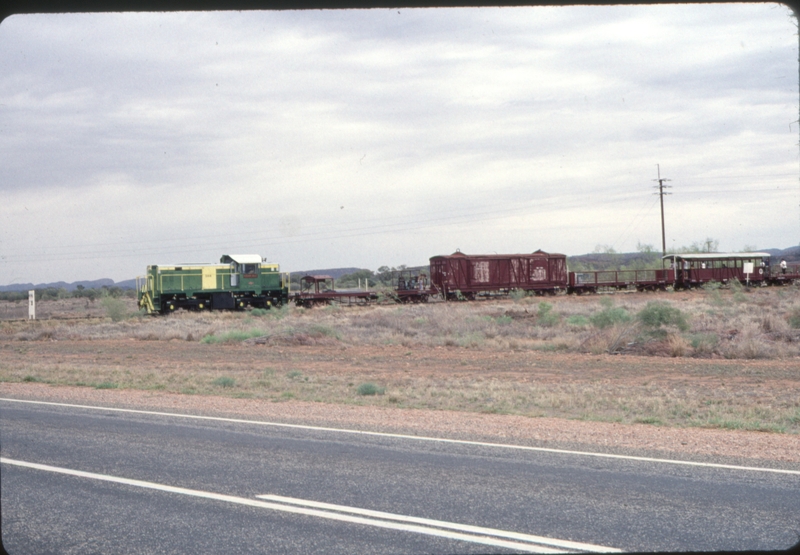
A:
[2,286,799,433]
[2,341,798,433]
[3,285,800,357]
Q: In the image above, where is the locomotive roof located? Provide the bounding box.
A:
[220,254,262,264]
[662,252,771,260]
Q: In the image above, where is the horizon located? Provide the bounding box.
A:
[3,244,798,290]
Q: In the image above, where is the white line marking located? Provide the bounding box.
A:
[0,457,612,553]
[256,494,620,553]
[2,397,799,476]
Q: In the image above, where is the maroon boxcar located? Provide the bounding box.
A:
[429,250,568,300]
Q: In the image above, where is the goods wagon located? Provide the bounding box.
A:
[429,250,568,300]
[568,268,674,293]
[137,254,289,314]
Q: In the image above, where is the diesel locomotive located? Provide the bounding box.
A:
[137,254,289,314]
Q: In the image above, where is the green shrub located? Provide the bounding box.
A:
[637,301,690,332]
[250,308,269,317]
[703,281,722,291]
[509,289,527,302]
[212,376,236,388]
[537,302,560,327]
[567,315,590,327]
[286,370,302,379]
[102,296,130,322]
[309,324,340,339]
[590,298,631,329]
[95,382,118,389]
[201,329,263,343]
[788,307,800,329]
[689,333,718,355]
[356,382,385,396]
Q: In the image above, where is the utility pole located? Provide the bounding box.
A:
[653,164,671,258]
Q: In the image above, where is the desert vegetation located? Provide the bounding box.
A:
[3,282,800,360]
[2,284,799,434]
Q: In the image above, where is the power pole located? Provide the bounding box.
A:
[653,164,671,258]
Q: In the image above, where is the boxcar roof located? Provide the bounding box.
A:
[431,250,564,259]
[300,275,333,282]
[662,252,771,260]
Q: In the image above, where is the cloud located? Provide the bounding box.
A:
[0,5,796,283]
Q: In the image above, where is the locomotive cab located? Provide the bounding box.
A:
[220,254,262,288]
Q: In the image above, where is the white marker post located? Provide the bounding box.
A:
[28,290,35,320]
[743,262,753,286]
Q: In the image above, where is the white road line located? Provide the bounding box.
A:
[0,457,607,554]
[2,397,799,476]
[257,493,620,553]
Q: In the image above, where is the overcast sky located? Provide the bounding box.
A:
[1,4,797,284]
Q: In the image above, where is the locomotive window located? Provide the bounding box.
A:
[243,264,258,274]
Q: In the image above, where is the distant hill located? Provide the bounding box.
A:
[0,278,135,293]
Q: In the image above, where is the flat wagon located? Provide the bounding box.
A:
[568,268,674,294]
[293,275,379,307]
[429,250,568,300]
[137,254,289,314]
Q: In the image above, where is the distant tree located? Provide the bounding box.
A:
[593,244,617,254]
[336,269,376,288]
[636,242,656,254]
[702,237,719,253]
[674,237,719,254]
[0,291,27,302]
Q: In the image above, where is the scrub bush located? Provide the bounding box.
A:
[638,302,690,332]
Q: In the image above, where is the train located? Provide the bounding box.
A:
[137,254,289,314]
[137,250,799,314]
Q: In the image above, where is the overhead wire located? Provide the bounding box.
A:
[2,175,796,265]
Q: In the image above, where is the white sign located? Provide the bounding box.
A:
[28,290,35,320]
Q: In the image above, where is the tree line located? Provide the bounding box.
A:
[0,285,136,303]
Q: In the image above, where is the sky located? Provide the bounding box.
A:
[0,4,798,284]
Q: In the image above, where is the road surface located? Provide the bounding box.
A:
[2,398,799,554]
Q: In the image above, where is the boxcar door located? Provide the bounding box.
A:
[529,258,548,289]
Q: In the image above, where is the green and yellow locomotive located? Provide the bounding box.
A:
[137,254,289,314]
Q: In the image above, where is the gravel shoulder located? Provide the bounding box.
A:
[3,380,799,470]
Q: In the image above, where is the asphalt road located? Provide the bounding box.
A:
[2,399,799,554]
